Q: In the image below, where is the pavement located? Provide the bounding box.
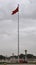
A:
[2,64,36,65]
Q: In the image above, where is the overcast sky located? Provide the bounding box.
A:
[0,0,36,56]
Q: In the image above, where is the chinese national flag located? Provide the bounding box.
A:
[11,6,19,15]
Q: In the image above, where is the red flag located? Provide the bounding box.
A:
[11,6,19,15]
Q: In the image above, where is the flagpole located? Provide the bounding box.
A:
[11,4,19,63]
[18,4,19,63]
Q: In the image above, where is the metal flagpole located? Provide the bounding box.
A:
[18,4,19,63]
[11,4,19,63]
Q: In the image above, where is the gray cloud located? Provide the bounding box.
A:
[0,0,36,20]
[0,0,36,56]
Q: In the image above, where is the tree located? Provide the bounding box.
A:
[19,54,25,59]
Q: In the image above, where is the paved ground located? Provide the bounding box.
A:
[8,64,35,65]
[2,64,36,65]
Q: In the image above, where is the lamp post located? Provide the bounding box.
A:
[25,50,27,61]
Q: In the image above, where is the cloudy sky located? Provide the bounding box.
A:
[0,0,36,56]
